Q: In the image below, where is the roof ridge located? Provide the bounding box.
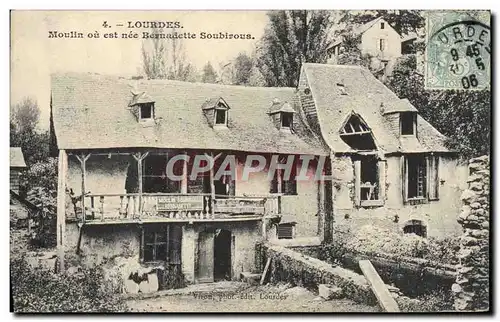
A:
[52,72,295,92]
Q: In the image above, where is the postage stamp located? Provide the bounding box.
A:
[425,11,491,90]
[10,10,491,313]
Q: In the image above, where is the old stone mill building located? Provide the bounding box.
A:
[51,63,465,290]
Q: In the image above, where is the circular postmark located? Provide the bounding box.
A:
[426,13,490,90]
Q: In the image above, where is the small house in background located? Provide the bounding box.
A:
[328,17,403,63]
[10,147,27,194]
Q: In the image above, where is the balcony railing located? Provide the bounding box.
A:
[77,193,282,224]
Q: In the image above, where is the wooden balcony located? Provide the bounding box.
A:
[76,193,282,225]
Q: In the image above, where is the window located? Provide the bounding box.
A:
[281,112,293,129]
[403,220,427,238]
[403,155,440,203]
[406,155,427,199]
[354,157,385,207]
[400,112,416,135]
[215,108,227,126]
[139,103,154,120]
[381,22,385,29]
[340,114,377,150]
[142,225,182,263]
[142,154,181,193]
[277,224,295,239]
[270,168,297,195]
[379,39,386,51]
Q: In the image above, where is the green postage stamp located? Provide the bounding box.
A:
[425,11,491,90]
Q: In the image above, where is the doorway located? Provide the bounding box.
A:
[214,229,232,281]
[196,229,232,283]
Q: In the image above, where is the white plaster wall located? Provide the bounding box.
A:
[360,20,402,59]
[181,221,261,283]
[67,154,131,213]
[333,154,467,238]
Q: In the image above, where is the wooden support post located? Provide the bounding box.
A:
[133,152,149,218]
[354,160,361,206]
[181,151,188,194]
[378,160,386,202]
[209,153,215,218]
[261,217,267,240]
[75,153,91,223]
[359,260,400,312]
[318,177,325,238]
[56,149,68,274]
[260,258,272,285]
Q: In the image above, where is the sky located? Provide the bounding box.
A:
[10,10,270,129]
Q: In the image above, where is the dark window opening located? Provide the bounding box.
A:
[403,220,427,238]
[143,225,182,263]
[360,156,379,201]
[401,112,416,135]
[277,224,295,239]
[407,155,427,199]
[281,112,293,129]
[379,39,386,51]
[140,103,154,120]
[340,115,377,150]
[381,22,385,29]
[214,229,232,281]
[215,109,227,125]
[143,154,181,193]
[270,168,297,195]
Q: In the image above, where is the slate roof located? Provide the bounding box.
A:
[301,63,450,154]
[51,73,327,156]
[10,147,27,168]
[381,98,418,115]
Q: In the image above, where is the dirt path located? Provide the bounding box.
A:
[126,282,380,313]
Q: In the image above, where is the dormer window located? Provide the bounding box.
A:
[215,108,227,126]
[202,97,230,128]
[129,91,156,123]
[281,112,293,129]
[268,99,295,132]
[400,112,416,135]
[140,103,154,120]
[214,101,229,126]
[340,113,376,150]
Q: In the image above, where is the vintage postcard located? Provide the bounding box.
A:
[10,10,491,313]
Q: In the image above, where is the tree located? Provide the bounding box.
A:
[10,97,50,165]
[142,29,197,82]
[334,33,372,68]
[255,10,334,87]
[201,61,218,84]
[232,52,254,85]
[141,27,167,79]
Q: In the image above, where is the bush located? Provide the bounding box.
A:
[11,257,128,312]
[20,157,58,196]
[26,187,57,248]
[20,158,58,248]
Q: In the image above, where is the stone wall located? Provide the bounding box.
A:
[454,155,490,311]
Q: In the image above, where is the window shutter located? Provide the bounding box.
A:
[401,156,408,203]
[354,160,361,206]
[428,156,439,200]
[378,160,386,203]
